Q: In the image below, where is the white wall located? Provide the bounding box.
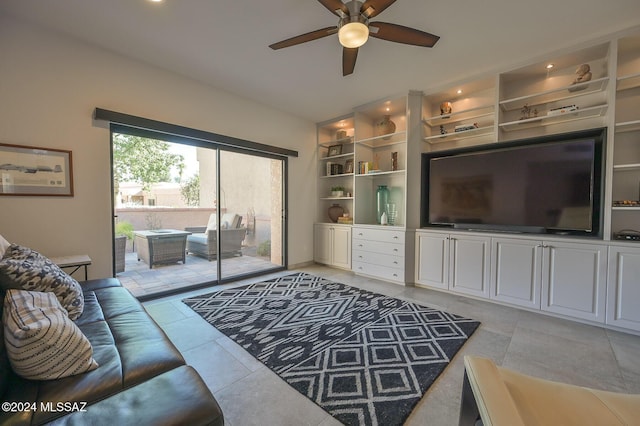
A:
[0,17,317,278]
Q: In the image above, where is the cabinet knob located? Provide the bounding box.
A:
[393,261,398,264]
[393,273,398,277]
[358,255,363,258]
[358,233,363,236]
[393,236,398,239]
[393,248,398,252]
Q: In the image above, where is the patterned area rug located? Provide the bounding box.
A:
[183,273,480,426]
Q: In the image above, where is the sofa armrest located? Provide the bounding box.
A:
[48,366,224,426]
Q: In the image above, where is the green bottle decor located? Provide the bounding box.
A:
[376,185,390,224]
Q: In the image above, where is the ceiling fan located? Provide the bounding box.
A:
[269,0,440,76]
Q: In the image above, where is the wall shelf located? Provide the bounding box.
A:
[355,170,405,178]
[617,72,640,91]
[320,173,354,179]
[354,131,407,148]
[499,77,609,111]
[499,104,608,131]
[615,120,640,133]
[423,125,494,143]
[423,105,493,127]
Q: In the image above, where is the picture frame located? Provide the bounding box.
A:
[0,143,74,196]
[344,159,354,174]
[327,144,342,157]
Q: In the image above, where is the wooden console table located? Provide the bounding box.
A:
[134,230,191,269]
[50,254,92,280]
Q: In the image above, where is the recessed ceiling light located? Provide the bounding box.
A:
[546,63,554,69]
[457,89,462,95]
[149,0,163,3]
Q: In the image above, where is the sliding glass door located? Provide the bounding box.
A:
[111,127,287,299]
[219,150,284,280]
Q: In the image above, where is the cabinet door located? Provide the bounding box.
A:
[331,226,352,270]
[607,246,640,332]
[491,238,542,309]
[313,224,332,265]
[541,242,607,323]
[449,235,491,298]
[415,232,449,289]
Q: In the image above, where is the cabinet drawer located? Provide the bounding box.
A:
[352,249,404,269]
[352,261,405,282]
[352,239,404,256]
[352,227,405,244]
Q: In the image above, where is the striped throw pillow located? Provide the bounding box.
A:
[3,289,98,380]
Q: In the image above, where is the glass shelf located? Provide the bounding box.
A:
[355,169,405,178]
[320,196,354,200]
[320,173,354,179]
[617,72,640,92]
[354,131,407,148]
[423,105,494,127]
[499,77,609,111]
[319,152,353,162]
[615,120,640,133]
[318,136,354,148]
[499,104,608,131]
[423,126,494,144]
[613,163,640,171]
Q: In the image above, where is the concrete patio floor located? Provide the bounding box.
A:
[117,250,280,298]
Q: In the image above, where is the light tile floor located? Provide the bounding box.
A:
[143,265,640,426]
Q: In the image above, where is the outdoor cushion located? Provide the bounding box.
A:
[3,289,98,380]
[0,244,84,320]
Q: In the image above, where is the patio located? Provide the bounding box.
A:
[117,250,279,298]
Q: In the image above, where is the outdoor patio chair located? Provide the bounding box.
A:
[185,213,246,261]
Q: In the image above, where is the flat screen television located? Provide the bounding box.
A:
[421,128,606,237]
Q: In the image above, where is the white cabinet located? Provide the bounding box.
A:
[314,224,351,270]
[607,245,640,332]
[415,231,491,297]
[491,238,542,309]
[541,241,608,323]
[415,232,449,289]
[352,226,405,283]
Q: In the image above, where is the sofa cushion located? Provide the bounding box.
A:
[3,289,98,380]
[0,234,10,258]
[0,281,187,425]
[0,244,84,320]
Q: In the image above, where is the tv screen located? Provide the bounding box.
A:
[421,128,606,236]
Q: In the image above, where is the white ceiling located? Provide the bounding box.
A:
[3,0,640,123]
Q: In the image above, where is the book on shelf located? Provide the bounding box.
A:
[358,161,374,174]
[326,162,344,176]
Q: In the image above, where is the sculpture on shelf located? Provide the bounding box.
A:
[375,115,396,139]
[569,63,592,92]
[519,104,538,120]
[440,101,452,116]
[440,125,447,135]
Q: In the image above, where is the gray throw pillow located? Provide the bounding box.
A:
[0,244,84,320]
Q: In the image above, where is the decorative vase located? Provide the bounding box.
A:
[375,115,396,139]
[376,185,390,224]
[328,204,344,223]
[336,129,348,140]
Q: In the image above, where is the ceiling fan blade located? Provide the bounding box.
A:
[343,47,358,76]
[369,22,440,47]
[360,0,397,18]
[317,0,349,16]
[269,26,338,50]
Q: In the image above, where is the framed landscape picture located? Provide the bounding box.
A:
[0,143,74,196]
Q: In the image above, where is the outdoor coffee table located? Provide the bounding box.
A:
[134,229,192,269]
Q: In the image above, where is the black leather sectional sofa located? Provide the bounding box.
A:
[0,278,224,425]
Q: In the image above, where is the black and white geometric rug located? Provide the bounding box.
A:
[183,273,480,426]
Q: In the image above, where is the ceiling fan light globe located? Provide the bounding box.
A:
[338,22,369,48]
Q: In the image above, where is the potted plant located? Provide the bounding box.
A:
[114,221,134,273]
[331,186,345,197]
